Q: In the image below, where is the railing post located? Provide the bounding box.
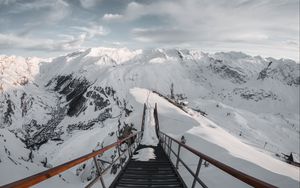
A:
[168,139,173,157]
[166,136,169,151]
[163,134,166,151]
[117,144,123,170]
[141,103,147,133]
[166,137,170,156]
[93,156,106,188]
[192,158,203,188]
[137,132,141,144]
[135,135,138,149]
[153,103,160,138]
[176,144,181,169]
[127,142,132,157]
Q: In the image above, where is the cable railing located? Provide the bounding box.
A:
[1,131,142,188]
[158,131,277,188]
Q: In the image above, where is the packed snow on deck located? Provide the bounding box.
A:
[132,105,158,161]
[130,87,300,188]
[132,148,156,161]
[140,107,159,146]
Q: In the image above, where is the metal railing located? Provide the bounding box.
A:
[153,103,160,138]
[141,103,147,133]
[1,132,142,188]
[159,132,277,188]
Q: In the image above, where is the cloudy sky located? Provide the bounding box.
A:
[0,0,299,60]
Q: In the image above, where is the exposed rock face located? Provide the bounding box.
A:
[19,104,66,149]
[257,60,300,86]
[258,61,273,80]
[208,60,247,84]
[3,97,15,126]
[20,93,34,117]
[50,74,91,117]
[0,48,298,185]
[16,72,134,149]
[1,50,299,149]
[233,88,279,102]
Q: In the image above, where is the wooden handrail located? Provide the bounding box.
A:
[1,132,140,188]
[159,132,277,188]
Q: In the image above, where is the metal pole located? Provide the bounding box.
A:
[164,134,167,151]
[168,139,172,157]
[141,103,147,133]
[176,144,181,169]
[154,103,160,138]
[127,142,132,157]
[139,132,142,143]
[137,132,140,144]
[93,156,106,188]
[192,158,203,188]
[168,137,171,152]
[117,144,123,170]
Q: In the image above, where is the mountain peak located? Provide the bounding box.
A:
[84,47,142,63]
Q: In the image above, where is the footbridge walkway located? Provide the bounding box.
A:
[1,104,277,188]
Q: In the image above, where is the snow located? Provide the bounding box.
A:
[0,55,45,91]
[140,107,159,146]
[132,148,156,161]
[85,47,141,64]
[130,87,300,187]
[149,57,166,64]
[131,102,159,161]
[186,109,299,181]
[40,125,114,166]
[291,153,300,163]
[0,47,299,187]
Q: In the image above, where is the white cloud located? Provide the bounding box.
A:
[132,27,191,43]
[0,0,298,60]
[8,0,70,22]
[0,33,85,51]
[125,0,298,41]
[79,0,101,9]
[72,24,108,38]
[221,32,269,43]
[102,14,123,21]
[0,23,108,52]
[112,41,122,46]
[48,0,70,22]
[0,34,86,51]
[0,0,16,5]
[126,0,299,60]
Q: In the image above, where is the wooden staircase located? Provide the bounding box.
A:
[110,144,186,188]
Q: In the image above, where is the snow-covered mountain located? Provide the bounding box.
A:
[0,47,299,187]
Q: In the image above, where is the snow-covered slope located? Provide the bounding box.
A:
[0,47,299,187]
[130,87,299,187]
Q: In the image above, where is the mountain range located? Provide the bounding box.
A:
[0,47,299,187]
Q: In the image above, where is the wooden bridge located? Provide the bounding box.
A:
[1,104,277,188]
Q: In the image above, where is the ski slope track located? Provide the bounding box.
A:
[0,47,299,187]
